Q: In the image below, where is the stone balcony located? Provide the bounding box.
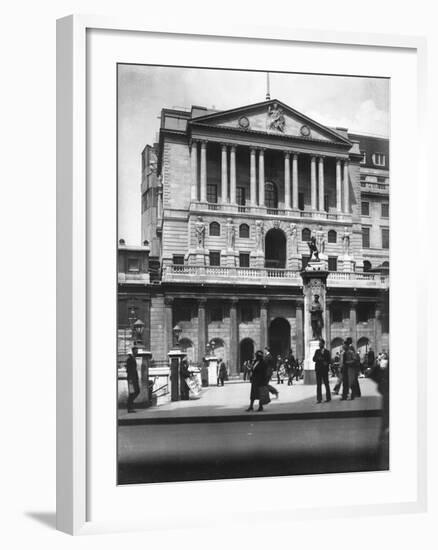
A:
[162,265,389,289]
[118,272,150,285]
[360,181,389,195]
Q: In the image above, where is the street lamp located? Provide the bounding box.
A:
[132,318,145,345]
[173,324,182,348]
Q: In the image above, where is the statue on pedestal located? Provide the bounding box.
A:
[226,218,235,249]
[315,225,326,255]
[195,216,206,249]
[289,223,298,255]
[255,220,264,251]
[307,235,320,262]
[342,226,351,256]
[310,294,323,339]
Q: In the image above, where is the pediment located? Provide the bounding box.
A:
[190,99,351,145]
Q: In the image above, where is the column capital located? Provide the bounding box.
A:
[164,296,174,306]
[283,151,291,159]
[200,140,208,147]
[250,146,257,153]
[318,155,326,161]
[220,142,228,150]
[350,299,358,308]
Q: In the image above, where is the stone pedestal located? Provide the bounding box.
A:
[224,249,238,267]
[300,263,329,385]
[205,355,218,386]
[187,248,207,267]
[168,348,186,401]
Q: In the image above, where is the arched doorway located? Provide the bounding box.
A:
[239,338,254,372]
[330,337,344,359]
[268,318,291,359]
[265,228,286,268]
[357,337,370,362]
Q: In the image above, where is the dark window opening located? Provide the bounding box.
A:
[362,227,370,248]
[209,251,221,266]
[302,228,311,242]
[236,187,246,206]
[357,303,372,323]
[332,304,343,323]
[239,223,250,238]
[172,255,184,265]
[363,260,372,272]
[298,193,305,211]
[239,253,250,267]
[328,230,337,243]
[328,256,338,271]
[207,184,217,203]
[382,228,389,249]
[361,201,370,216]
[265,182,278,209]
[381,203,389,218]
[209,221,220,236]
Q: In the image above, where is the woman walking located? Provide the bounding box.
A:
[246,350,269,412]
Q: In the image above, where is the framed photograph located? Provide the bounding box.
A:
[57,16,427,535]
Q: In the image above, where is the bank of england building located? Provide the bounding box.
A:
[118,98,389,376]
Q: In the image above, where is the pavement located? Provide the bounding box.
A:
[118,376,382,425]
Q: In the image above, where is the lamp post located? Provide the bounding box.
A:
[169,324,185,401]
[132,319,145,347]
[173,324,182,348]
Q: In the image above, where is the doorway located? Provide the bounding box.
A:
[264,228,286,268]
[268,318,291,359]
[239,338,255,372]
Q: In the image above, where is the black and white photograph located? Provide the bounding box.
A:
[117,64,390,485]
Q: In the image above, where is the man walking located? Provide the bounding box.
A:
[264,347,279,399]
[246,350,269,412]
[313,339,331,403]
[126,347,140,413]
[341,337,359,400]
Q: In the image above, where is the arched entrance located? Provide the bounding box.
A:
[265,228,286,268]
[239,338,254,372]
[268,318,291,359]
[330,337,344,359]
[357,337,370,362]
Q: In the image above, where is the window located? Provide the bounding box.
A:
[372,153,386,167]
[362,227,370,248]
[239,223,250,238]
[265,181,278,208]
[302,228,311,242]
[298,193,305,211]
[328,256,338,271]
[210,305,223,322]
[328,230,337,243]
[172,255,184,265]
[363,260,372,272]
[360,151,367,164]
[209,221,220,236]
[239,253,250,267]
[209,251,220,266]
[301,255,310,270]
[382,228,389,249]
[332,304,343,323]
[381,203,389,218]
[361,201,370,216]
[357,303,372,323]
[127,258,140,272]
[236,187,246,206]
[207,184,217,203]
[241,303,254,323]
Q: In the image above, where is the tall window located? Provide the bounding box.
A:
[382,228,389,249]
[236,187,246,206]
[207,184,217,203]
[363,260,372,272]
[362,227,370,248]
[328,256,338,271]
[209,221,220,236]
[239,223,250,238]
[361,201,370,216]
[239,253,250,267]
[209,251,220,266]
[265,182,278,208]
[302,228,311,242]
[381,203,389,218]
[328,230,337,243]
[298,192,304,211]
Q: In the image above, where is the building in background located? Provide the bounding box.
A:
[119,98,389,376]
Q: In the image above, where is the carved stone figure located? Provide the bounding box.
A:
[307,235,320,262]
[342,226,351,256]
[267,103,286,132]
[309,294,324,339]
[315,225,326,254]
[226,218,235,249]
[195,216,206,248]
[289,223,298,255]
[255,220,264,251]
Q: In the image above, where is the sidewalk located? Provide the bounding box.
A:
[119,377,382,425]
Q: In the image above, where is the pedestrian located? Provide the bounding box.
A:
[246,350,270,412]
[180,357,191,400]
[276,355,283,384]
[264,347,279,399]
[313,339,331,403]
[332,352,343,395]
[217,359,227,387]
[341,338,359,400]
[126,347,140,413]
[287,358,294,386]
[278,361,286,384]
[331,352,340,378]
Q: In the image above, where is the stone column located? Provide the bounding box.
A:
[311,156,317,210]
[200,141,207,202]
[349,300,358,348]
[229,298,238,376]
[250,147,257,206]
[258,149,265,206]
[295,301,304,360]
[318,156,325,211]
[259,298,268,350]
[292,153,299,209]
[197,298,207,364]
[190,141,198,201]
[343,160,349,213]
[230,145,237,204]
[164,296,174,355]
[334,158,341,213]
[221,143,228,204]
[374,302,382,353]
[284,152,291,209]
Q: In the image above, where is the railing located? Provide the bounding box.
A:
[360,181,389,193]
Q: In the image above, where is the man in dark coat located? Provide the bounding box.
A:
[313,339,331,403]
[246,350,269,412]
[126,347,140,413]
[180,357,191,400]
[264,347,279,398]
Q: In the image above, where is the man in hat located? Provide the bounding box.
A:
[341,338,360,400]
[126,347,140,413]
[313,339,331,403]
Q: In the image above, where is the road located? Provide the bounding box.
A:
[118,416,386,484]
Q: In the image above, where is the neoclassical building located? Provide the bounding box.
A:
[119,98,389,375]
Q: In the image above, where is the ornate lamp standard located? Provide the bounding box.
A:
[168,323,185,401]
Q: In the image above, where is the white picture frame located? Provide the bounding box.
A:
[56,15,428,535]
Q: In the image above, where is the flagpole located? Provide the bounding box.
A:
[266,72,271,100]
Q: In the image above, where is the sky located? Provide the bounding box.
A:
[118,65,389,245]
